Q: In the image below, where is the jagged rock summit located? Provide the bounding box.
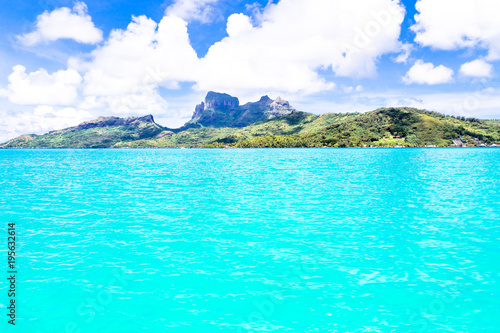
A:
[204,91,240,109]
[271,97,293,112]
[185,91,296,128]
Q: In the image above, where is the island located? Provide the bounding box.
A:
[2,91,499,148]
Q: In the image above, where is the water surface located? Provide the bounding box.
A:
[0,148,499,332]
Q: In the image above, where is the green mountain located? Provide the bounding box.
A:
[2,93,500,148]
[1,115,165,148]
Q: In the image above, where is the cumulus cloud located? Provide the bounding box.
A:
[403,60,454,85]
[412,0,500,60]
[4,65,82,105]
[62,0,407,111]
[81,15,200,96]
[18,1,103,46]
[459,59,493,78]
[226,13,253,37]
[196,0,405,94]
[76,14,199,115]
[165,0,220,23]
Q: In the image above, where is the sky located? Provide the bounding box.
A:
[1,0,500,142]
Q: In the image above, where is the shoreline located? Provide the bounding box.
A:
[1,146,499,150]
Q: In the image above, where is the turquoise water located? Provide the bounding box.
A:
[0,148,499,332]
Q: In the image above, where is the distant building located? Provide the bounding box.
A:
[452,140,463,147]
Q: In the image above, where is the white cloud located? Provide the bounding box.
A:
[412,0,500,60]
[81,15,200,96]
[226,13,253,37]
[341,85,363,94]
[393,43,413,63]
[0,106,92,143]
[196,0,405,95]
[342,86,354,94]
[79,87,169,116]
[4,65,82,105]
[403,60,454,85]
[77,14,199,116]
[81,15,160,97]
[459,59,493,78]
[77,0,405,99]
[18,1,103,46]
[165,0,220,23]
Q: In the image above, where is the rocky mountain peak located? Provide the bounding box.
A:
[270,97,295,112]
[185,92,296,128]
[204,91,239,110]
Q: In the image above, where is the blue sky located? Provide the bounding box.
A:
[1,0,500,141]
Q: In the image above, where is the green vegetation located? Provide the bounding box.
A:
[1,115,165,148]
[203,108,500,148]
[2,105,499,149]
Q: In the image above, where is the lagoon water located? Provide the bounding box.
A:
[0,148,499,332]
